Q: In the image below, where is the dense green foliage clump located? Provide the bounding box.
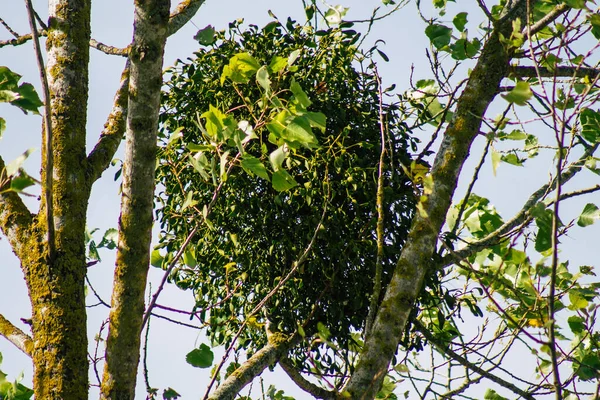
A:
[156,18,417,370]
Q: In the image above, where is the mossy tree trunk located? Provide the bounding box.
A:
[0,0,206,398]
[100,0,171,398]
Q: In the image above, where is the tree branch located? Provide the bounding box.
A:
[0,30,128,56]
[441,143,599,267]
[0,314,33,357]
[342,0,529,397]
[206,333,299,400]
[86,63,129,185]
[510,65,600,79]
[280,358,336,400]
[414,321,535,400]
[168,0,207,36]
[0,157,34,261]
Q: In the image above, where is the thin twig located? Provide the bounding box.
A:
[414,320,536,399]
[0,16,20,38]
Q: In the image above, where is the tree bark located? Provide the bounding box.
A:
[207,333,298,400]
[20,0,92,398]
[100,0,171,398]
[342,2,529,398]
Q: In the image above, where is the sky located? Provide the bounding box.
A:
[0,0,599,399]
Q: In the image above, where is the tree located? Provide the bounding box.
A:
[0,0,206,398]
[1,0,600,399]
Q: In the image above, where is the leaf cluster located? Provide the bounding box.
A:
[156,18,416,371]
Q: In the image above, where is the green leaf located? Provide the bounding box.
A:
[501,81,532,106]
[500,153,524,166]
[181,191,197,211]
[272,170,298,191]
[425,24,452,49]
[568,315,585,335]
[256,66,271,93]
[5,148,35,177]
[564,0,587,9]
[9,173,36,192]
[0,67,43,114]
[162,387,181,400]
[575,354,600,380]
[568,290,588,310]
[288,49,301,67]
[268,56,287,73]
[282,116,319,149]
[194,25,216,46]
[10,83,43,114]
[290,79,311,109]
[241,155,270,180]
[220,53,261,84]
[98,228,118,250]
[269,145,288,171]
[185,343,214,368]
[484,389,509,400]
[579,108,600,143]
[183,249,197,268]
[491,147,501,176]
[531,203,554,253]
[453,12,468,32]
[450,38,481,60]
[324,5,349,25]
[588,14,600,40]
[498,130,527,140]
[150,250,164,268]
[317,322,331,340]
[303,111,326,132]
[0,117,5,136]
[577,203,600,227]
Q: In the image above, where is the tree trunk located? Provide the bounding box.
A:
[100,0,171,398]
[22,0,92,398]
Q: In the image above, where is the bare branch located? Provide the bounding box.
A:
[0,30,128,56]
[280,358,337,400]
[0,16,20,38]
[343,0,530,396]
[168,0,207,36]
[524,3,569,39]
[510,65,600,78]
[414,321,536,399]
[90,39,128,56]
[0,313,33,357]
[101,0,170,397]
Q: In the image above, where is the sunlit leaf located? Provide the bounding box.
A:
[579,108,600,143]
[272,170,298,191]
[194,25,216,46]
[256,66,271,93]
[185,344,214,368]
[501,81,532,106]
[241,155,270,180]
[577,203,600,227]
[453,12,468,32]
[425,24,452,49]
